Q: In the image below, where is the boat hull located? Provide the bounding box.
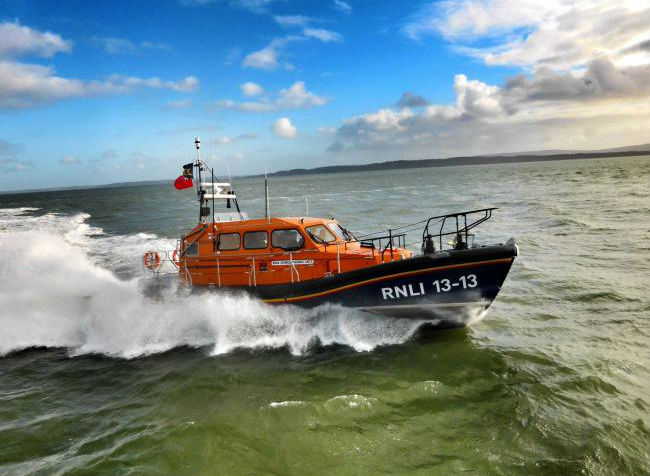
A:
[247,243,518,327]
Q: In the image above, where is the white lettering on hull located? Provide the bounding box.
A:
[380,275,479,300]
[271,259,314,266]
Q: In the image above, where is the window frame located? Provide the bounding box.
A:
[327,222,353,241]
[243,231,268,250]
[271,228,305,251]
[217,232,241,251]
[184,242,199,257]
[305,224,337,244]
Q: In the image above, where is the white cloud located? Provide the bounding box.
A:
[303,28,343,43]
[243,37,298,70]
[59,155,81,165]
[0,20,72,59]
[215,133,257,145]
[318,126,336,135]
[274,15,312,27]
[277,81,327,108]
[212,81,328,113]
[272,117,297,138]
[240,81,263,96]
[1,158,33,172]
[91,36,171,54]
[0,60,199,109]
[179,0,279,13]
[330,60,650,156]
[242,26,343,70]
[333,0,352,13]
[404,0,650,70]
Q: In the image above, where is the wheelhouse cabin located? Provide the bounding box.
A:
[179,216,412,287]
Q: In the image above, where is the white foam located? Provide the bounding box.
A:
[0,208,428,358]
[268,400,306,408]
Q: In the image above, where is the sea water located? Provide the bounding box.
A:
[0,156,648,475]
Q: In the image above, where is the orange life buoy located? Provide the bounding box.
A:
[172,249,179,264]
[143,251,161,270]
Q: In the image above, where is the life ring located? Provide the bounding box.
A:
[172,249,179,264]
[143,251,161,270]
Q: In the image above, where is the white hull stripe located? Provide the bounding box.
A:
[355,301,488,310]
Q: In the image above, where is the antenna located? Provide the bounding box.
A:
[264,168,270,222]
[305,196,309,217]
[194,137,201,161]
[194,137,205,222]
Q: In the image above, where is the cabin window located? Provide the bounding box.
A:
[328,223,354,241]
[184,242,199,256]
[217,233,240,250]
[271,229,305,251]
[243,231,268,249]
[305,225,337,244]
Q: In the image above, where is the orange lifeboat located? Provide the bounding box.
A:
[148,139,518,328]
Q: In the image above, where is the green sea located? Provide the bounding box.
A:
[1,155,649,475]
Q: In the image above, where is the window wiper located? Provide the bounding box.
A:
[307,231,327,244]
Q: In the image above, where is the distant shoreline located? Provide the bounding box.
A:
[257,150,649,178]
[1,149,648,195]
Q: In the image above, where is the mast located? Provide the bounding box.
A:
[195,137,204,222]
[192,137,241,223]
[264,173,270,221]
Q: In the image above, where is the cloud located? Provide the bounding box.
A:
[230,0,277,13]
[179,0,279,13]
[212,81,327,113]
[0,139,29,172]
[276,81,327,108]
[0,20,72,59]
[329,59,650,156]
[91,36,171,55]
[0,60,199,109]
[88,149,118,163]
[403,0,650,70]
[224,46,242,66]
[0,21,198,110]
[59,155,81,165]
[327,140,345,153]
[0,139,25,158]
[240,81,263,96]
[242,24,343,70]
[272,117,297,138]
[215,133,257,145]
[303,28,343,42]
[274,15,312,27]
[243,37,300,70]
[163,98,193,110]
[396,91,430,108]
[501,59,650,110]
[0,158,33,172]
[333,0,352,13]
[318,126,336,135]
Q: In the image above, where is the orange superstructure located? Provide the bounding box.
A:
[178,217,412,287]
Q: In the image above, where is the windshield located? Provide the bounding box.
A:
[328,222,354,241]
[305,225,337,244]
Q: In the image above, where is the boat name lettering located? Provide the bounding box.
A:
[381,274,478,300]
[271,259,315,266]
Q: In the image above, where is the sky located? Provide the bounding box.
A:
[0,0,648,191]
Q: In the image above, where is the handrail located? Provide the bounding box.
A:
[422,207,497,252]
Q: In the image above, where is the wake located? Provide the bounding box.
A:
[0,208,428,358]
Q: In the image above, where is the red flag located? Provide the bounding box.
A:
[174,175,193,190]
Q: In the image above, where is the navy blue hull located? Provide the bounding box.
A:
[251,243,518,327]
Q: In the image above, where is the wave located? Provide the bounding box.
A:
[0,208,428,358]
